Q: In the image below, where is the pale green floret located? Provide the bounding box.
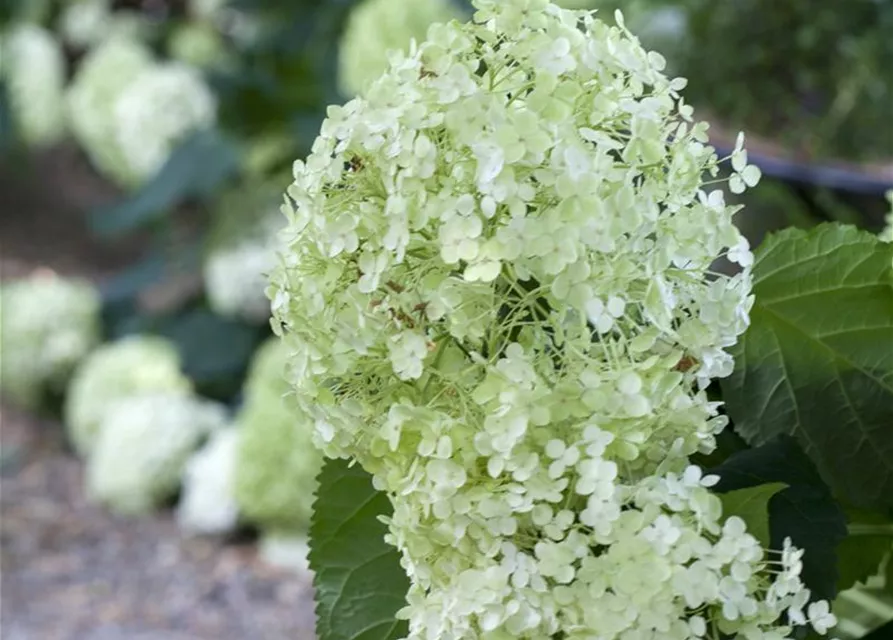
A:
[86,393,228,515]
[177,427,240,535]
[65,335,192,457]
[2,23,67,146]
[0,274,100,409]
[337,0,466,97]
[66,36,154,187]
[233,339,322,533]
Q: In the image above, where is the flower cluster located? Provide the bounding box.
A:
[268,0,831,637]
[0,272,100,409]
[337,0,466,97]
[58,0,150,49]
[86,393,228,515]
[233,339,323,534]
[204,206,284,321]
[65,335,193,456]
[177,427,241,535]
[67,36,216,186]
[2,24,66,146]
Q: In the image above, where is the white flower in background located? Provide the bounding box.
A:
[0,272,100,409]
[2,23,66,146]
[337,0,466,97]
[880,189,893,243]
[66,36,216,187]
[167,22,228,68]
[234,339,323,534]
[58,0,110,48]
[258,533,311,574]
[86,393,228,515]
[112,62,217,182]
[64,335,192,456]
[58,0,151,49]
[204,217,282,322]
[66,36,154,186]
[177,427,240,535]
[189,0,227,22]
[269,0,833,636]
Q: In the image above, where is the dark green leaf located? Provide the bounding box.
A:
[708,436,848,601]
[152,308,263,400]
[721,223,893,510]
[719,483,787,547]
[837,507,893,593]
[309,458,409,640]
[90,129,241,236]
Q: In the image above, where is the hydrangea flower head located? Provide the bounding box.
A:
[86,393,228,515]
[0,272,100,409]
[234,339,323,533]
[2,24,66,146]
[65,335,192,456]
[269,1,829,637]
[66,37,216,186]
[66,36,154,186]
[177,427,240,535]
[112,61,217,181]
[338,0,466,97]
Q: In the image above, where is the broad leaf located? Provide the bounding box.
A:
[708,436,848,601]
[309,458,409,640]
[837,508,893,592]
[719,483,787,547]
[154,309,262,400]
[721,223,893,510]
[91,129,241,236]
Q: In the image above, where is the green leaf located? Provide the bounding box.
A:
[708,436,848,601]
[156,309,262,400]
[309,458,409,640]
[718,483,787,547]
[721,223,893,510]
[91,129,241,236]
[836,507,893,593]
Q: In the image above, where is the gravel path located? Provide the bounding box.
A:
[0,405,317,640]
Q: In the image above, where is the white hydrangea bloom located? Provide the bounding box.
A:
[58,0,110,47]
[338,0,466,97]
[66,36,154,186]
[112,62,217,182]
[0,272,100,409]
[204,218,282,322]
[167,22,227,68]
[234,339,323,533]
[86,394,228,515]
[2,23,66,146]
[269,1,833,637]
[65,335,192,456]
[258,533,311,574]
[177,427,240,535]
[880,189,893,243]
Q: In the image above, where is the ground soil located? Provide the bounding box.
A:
[0,147,317,640]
